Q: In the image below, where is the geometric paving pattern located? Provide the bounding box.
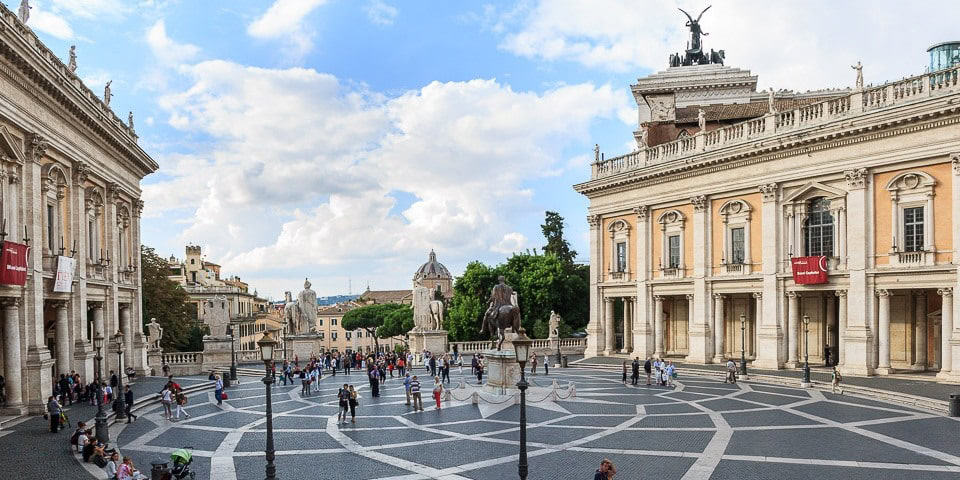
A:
[110,368,960,479]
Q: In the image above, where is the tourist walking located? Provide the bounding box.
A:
[348,385,358,422]
[410,375,423,411]
[441,356,451,384]
[593,458,617,479]
[621,361,628,384]
[631,358,640,386]
[643,357,652,385]
[831,366,844,394]
[432,376,443,410]
[214,374,224,406]
[404,373,412,405]
[161,385,174,419]
[530,353,538,375]
[337,384,350,424]
[370,366,381,397]
[665,361,676,387]
[174,390,191,420]
[47,395,62,433]
[476,357,484,384]
[724,359,737,384]
[124,385,138,422]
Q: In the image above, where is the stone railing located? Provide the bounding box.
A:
[236,350,261,363]
[592,65,960,180]
[162,352,202,365]
[451,337,587,356]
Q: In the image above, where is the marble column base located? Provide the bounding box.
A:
[875,367,893,375]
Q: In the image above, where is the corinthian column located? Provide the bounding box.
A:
[877,289,892,374]
[787,292,799,366]
[836,290,848,366]
[53,301,70,375]
[2,298,24,410]
[713,294,725,362]
[121,304,133,367]
[654,296,664,358]
[604,298,615,356]
[914,291,927,369]
[936,288,957,381]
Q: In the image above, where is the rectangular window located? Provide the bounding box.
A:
[332,319,338,326]
[903,206,924,252]
[668,235,680,268]
[317,319,323,326]
[88,220,96,260]
[357,330,362,338]
[47,204,55,251]
[346,332,351,340]
[332,332,337,341]
[730,227,745,264]
[615,242,627,272]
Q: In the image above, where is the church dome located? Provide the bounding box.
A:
[414,250,451,281]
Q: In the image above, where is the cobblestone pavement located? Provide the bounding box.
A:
[575,355,960,402]
[13,369,960,479]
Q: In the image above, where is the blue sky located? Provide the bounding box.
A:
[24,0,960,299]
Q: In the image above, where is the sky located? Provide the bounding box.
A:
[22,0,960,299]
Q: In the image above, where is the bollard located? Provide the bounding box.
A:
[949,394,960,417]
[150,460,169,480]
[561,355,568,368]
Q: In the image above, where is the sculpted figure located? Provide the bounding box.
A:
[767,88,777,114]
[18,0,30,24]
[104,80,112,106]
[68,45,77,72]
[146,318,163,349]
[128,111,135,131]
[283,291,300,334]
[296,278,318,334]
[851,61,864,89]
[549,310,561,338]
[480,276,522,350]
[697,108,706,132]
[412,280,433,330]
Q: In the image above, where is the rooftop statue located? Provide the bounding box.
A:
[669,5,724,67]
[18,0,30,24]
[851,61,864,89]
[104,80,112,107]
[68,45,77,73]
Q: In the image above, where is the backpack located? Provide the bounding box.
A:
[70,429,82,446]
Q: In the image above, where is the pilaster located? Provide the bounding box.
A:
[631,206,653,358]
[755,183,783,369]
[689,195,712,363]
[841,168,875,375]
[586,214,603,357]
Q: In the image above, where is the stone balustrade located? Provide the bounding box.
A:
[452,337,587,356]
[592,65,960,180]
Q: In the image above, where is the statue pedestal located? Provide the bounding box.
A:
[146,347,164,376]
[201,336,233,374]
[483,349,522,395]
[287,334,325,360]
[410,329,448,356]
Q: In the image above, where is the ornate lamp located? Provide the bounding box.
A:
[802,315,811,385]
[92,333,108,443]
[113,331,126,419]
[511,328,533,480]
[257,330,278,480]
[258,330,276,364]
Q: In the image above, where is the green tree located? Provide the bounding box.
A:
[446,261,499,341]
[541,210,577,265]
[342,303,407,352]
[379,304,414,340]
[140,245,198,351]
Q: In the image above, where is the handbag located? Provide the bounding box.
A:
[221,392,228,400]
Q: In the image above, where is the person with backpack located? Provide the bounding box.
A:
[643,357,652,385]
[337,383,350,424]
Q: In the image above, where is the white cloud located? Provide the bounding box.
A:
[365,0,397,26]
[30,10,75,39]
[146,19,200,65]
[494,0,960,90]
[146,61,625,285]
[247,0,328,57]
[49,0,130,20]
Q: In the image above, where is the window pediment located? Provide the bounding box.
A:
[885,171,935,195]
[657,209,686,226]
[607,219,631,233]
[783,181,847,205]
[0,126,26,165]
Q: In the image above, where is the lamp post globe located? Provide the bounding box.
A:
[739,314,748,378]
[113,331,126,420]
[512,329,533,480]
[92,334,108,444]
[257,330,278,480]
[802,315,811,386]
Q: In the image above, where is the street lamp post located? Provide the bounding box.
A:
[802,315,811,386]
[257,331,278,480]
[512,329,533,480]
[739,314,748,379]
[113,332,126,420]
[93,334,109,444]
[227,324,237,382]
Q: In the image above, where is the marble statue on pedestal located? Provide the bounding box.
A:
[413,280,434,331]
[146,318,163,349]
[283,291,300,333]
[549,310,561,338]
[296,278,318,334]
[852,61,864,89]
[480,276,522,350]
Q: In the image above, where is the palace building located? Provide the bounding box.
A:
[574,26,960,383]
[0,6,158,413]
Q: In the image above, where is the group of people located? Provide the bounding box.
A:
[47,370,138,433]
[624,357,677,387]
[160,375,187,420]
[402,373,446,411]
[72,421,146,478]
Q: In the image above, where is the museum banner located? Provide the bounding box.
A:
[0,241,29,286]
[53,255,76,292]
[791,256,828,285]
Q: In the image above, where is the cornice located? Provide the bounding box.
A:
[0,7,158,176]
[575,98,960,197]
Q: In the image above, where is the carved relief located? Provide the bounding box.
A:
[133,199,144,218]
[844,168,869,189]
[951,153,959,176]
[26,133,48,163]
[633,205,648,220]
[107,182,122,202]
[73,161,89,185]
[758,183,778,202]
[586,214,601,228]
[690,195,707,212]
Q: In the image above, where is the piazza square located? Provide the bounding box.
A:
[0,1,958,479]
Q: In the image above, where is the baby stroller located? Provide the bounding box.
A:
[170,448,196,480]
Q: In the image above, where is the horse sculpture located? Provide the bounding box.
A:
[428,300,444,330]
[480,303,522,350]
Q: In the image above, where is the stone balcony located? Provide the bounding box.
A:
[587,65,960,182]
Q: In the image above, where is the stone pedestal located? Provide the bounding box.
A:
[287,334,325,360]
[482,349,522,395]
[201,336,233,374]
[146,348,164,376]
[410,329,449,356]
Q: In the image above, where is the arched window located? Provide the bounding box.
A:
[804,197,834,257]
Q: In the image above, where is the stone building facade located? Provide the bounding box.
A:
[0,6,158,413]
[575,42,960,383]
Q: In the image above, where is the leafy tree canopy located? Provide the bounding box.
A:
[141,245,199,351]
[542,210,578,265]
[342,303,409,351]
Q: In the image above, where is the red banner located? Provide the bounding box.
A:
[0,241,29,286]
[791,256,828,284]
